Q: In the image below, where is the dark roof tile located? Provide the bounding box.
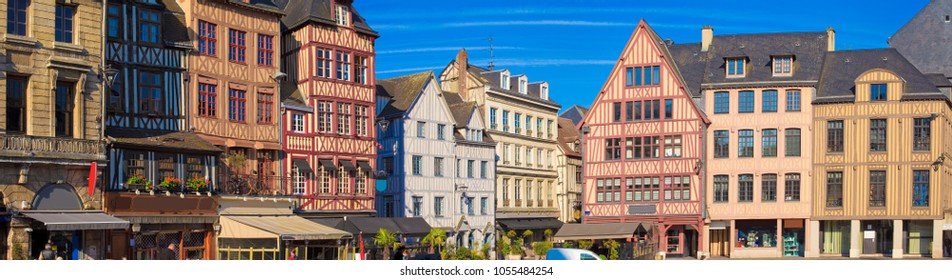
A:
[816,48,944,103]
[889,0,952,77]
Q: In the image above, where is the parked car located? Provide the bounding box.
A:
[545,248,602,260]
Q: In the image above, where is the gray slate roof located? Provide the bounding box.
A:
[159,0,191,48]
[559,105,589,126]
[816,48,944,104]
[272,0,378,36]
[889,0,952,77]
[460,63,561,108]
[669,32,830,95]
[376,71,433,119]
[443,92,495,144]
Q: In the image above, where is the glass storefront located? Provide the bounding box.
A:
[782,219,804,257]
[860,220,892,255]
[820,220,850,255]
[736,220,776,248]
[905,220,933,256]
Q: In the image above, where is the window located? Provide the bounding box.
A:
[914,118,931,151]
[645,66,660,85]
[870,84,887,101]
[604,138,622,161]
[317,101,333,133]
[467,160,475,178]
[514,179,522,202]
[525,148,532,166]
[337,166,349,194]
[336,51,351,81]
[480,197,488,215]
[290,113,305,133]
[502,111,509,132]
[257,92,273,124]
[714,92,730,114]
[665,176,691,201]
[54,82,74,137]
[625,67,634,86]
[292,164,306,195]
[547,120,554,139]
[467,197,475,215]
[643,136,661,159]
[519,79,527,94]
[626,66,660,86]
[762,90,778,113]
[382,157,394,176]
[197,83,217,117]
[773,56,792,75]
[784,173,800,201]
[355,105,368,136]
[714,130,729,158]
[762,129,777,157]
[738,129,754,158]
[228,88,246,122]
[138,9,161,44]
[434,157,444,177]
[337,103,351,135]
[125,152,146,180]
[186,156,202,180]
[633,101,643,121]
[912,170,929,207]
[664,136,682,158]
[354,55,368,84]
[320,166,330,193]
[316,48,333,78]
[613,102,622,122]
[416,121,426,138]
[786,90,801,111]
[7,0,28,36]
[257,34,274,67]
[412,196,422,217]
[336,4,350,26]
[525,115,532,135]
[106,4,121,39]
[157,154,175,181]
[624,137,636,160]
[650,100,661,120]
[536,118,543,137]
[869,171,886,207]
[55,5,75,43]
[827,121,844,153]
[869,119,887,152]
[785,129,801,157]
[138,72,162,115]
[738,91,754,113]
[762,174,777,202]
[664,99,673,119]
[727,58,745,77]
[437,124,446,140]
[228,29,247,63]
[434,197,444,217]
[412,156,422,176]
[826,172,843,207]
[198,21,217,56]
[6,77,27,134]
[714,175,729,202]
[514,113,522,133]
[738,174,753,202]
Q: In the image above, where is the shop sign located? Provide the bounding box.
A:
[943,223,952,230]
[863,230,875,239]
[628,205,657,215]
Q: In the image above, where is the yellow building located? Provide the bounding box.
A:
[812,48,952,258]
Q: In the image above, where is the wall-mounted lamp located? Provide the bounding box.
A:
[131,224,141,233]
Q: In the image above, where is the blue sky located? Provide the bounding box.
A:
[356,0,928,112]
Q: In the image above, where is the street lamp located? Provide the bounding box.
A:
[98,65,120,140]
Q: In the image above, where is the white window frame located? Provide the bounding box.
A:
[291,113,305,133]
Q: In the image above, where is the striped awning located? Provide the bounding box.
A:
[220,215,351,241]
[23,212,130,231]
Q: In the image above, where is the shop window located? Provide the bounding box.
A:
[666,229,681,253]
[736,220,777,248]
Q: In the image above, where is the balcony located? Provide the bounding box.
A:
[527,200,534,207]
[548,199,554,207]
[0,134,105,161]
[218,173,293,197]
[503,199,510,207]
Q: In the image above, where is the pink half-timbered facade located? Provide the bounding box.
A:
[579,20,709,258]
[277,0,378,215]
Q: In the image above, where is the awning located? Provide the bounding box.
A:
[219,215,351,241]
[343,217,432,236]
[292,159,313,174]
[116,215,218,225]
[357,161,372,172]
[23,212,130,231]
[319,159,336,171]
[340,160,356,172]
[497,218,563,231]
[394,217,432,236]
[553,223,644,241]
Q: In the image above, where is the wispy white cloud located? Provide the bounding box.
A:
[377,46,526,55]
[444,20,634,28]
[377,66,444,75]
[471,59,616,67]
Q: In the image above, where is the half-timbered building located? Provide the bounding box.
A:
[101,0,220,260]
[376,71,495,250]
[578,20,709,258]
[556,117,582,223]
[274,0,378,216]
[0,0,129,260]
[812,48,952,259]
[669,27,832,258]
[440,49,563,244]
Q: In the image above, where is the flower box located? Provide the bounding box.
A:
[127,184,147,192]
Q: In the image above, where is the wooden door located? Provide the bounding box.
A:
[709,229,729,257]
[110,231,128,260]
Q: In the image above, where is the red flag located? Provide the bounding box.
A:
[359,232,365,260]
[88,162,97,197]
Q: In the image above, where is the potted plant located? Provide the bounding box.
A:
[158,177,182,192]
[125,175,151,192]
[186,177,209,193]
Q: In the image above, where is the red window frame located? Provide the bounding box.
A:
[256,91,273,124]
[198,82,217,117]
[228,29,246,63]
[257,34,274,67]
[198,20,217,56]
[228,88,246,122]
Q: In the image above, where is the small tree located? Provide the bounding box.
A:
[373,228,398,259]
[421,228,447,254]
[533,241,553,259]
[511,237,525,256]
[497,235,511,256]
[604,239,620,260]
[543,229,553,241]
[578,240,594,250]
[562,240,576,248]
[522,229,534,239]
[480,242,491,259]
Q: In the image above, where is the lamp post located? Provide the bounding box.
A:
[98,65,119,141]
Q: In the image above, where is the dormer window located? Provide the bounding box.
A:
[541,85,548,99]
[501,73,510,89]
[726,58,746,78]
[870,84,887,101]
[519,79,527,94]
[773,56,793,76]
[336,4,350,26]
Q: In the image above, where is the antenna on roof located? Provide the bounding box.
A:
[485,35,495,71]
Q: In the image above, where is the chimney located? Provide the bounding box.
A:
[701,26,714,52]
[456,48,469,99]
[826,27,836,52]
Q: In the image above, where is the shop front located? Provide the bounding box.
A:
[316,217,432,260]
[859,220,893,256]
[19,211,129,260]
[218,198,351,260]
[819,220,851,256]
[104,192,219,260]
[905,220,933,257]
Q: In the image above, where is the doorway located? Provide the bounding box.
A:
[709,229,729,257]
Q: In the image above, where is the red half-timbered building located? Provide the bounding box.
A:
[275,0,378,216]
[579,20,709,258]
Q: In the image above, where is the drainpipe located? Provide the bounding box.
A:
[99,0,107,141]
[580,125,590,224]
[699,122,709,259]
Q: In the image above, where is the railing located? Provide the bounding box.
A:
[527,200,534,207]
[503,199,510,207]
[547,199,554,207]
[0,134,105,160]
[217,173,292,197]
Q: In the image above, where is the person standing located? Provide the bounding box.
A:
[156,243,177,260]
[38,244,55,260]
